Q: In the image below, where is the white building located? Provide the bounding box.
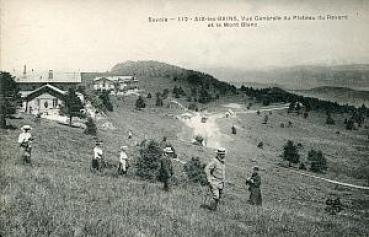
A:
[20,84,84,115]
[93,75,139,93]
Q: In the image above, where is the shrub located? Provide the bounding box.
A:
[136,140,162,180]
[257,142,263,149]
[188,103,198,111]
[282,140,300,166]
[326,113,335,125]
[303,112,309,119]
[84,117,97,135]
[183,157,207,185]
[147,93,152,99]
[193,135,204,146]
[307,149,327,173]
[135,96,146,109]
[155,93,163,107]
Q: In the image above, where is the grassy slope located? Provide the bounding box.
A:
[1,99,369,236]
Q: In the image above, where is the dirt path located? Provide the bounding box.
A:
[178,104,290,149]
[289,170,369,190]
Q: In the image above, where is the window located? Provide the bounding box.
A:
[44,101,48,108]
[52,98,58,108]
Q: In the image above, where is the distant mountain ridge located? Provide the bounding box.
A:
[200,64,369,91]
[292,86,369,107]
[110,60,237,101]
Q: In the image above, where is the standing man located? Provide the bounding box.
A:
[159,136,177,158]
[92,141,103,172]
[159,147,174,191]
[204,147,226,211]
[246,166,262,206]
[18,125,33,165]
[117,145,129,175]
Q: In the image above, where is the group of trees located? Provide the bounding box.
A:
[0,72,19,128]
[172,86,186,98]
[282,140,327,173]
[241,86,368,130]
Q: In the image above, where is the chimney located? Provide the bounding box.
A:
[23,65,27,76]
[48,70,53,80]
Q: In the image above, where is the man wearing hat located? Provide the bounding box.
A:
[159,147,174,191]
[92,140,103,172]
[18,125,33,164]
[246,166,262,206]
[117,145,129,175]
[204,147,226,211]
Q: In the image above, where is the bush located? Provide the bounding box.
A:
[135,96,146,109]
[188,103,198,111]
[282,140,300,166]
[257,142,263,149]
[155,92,163,107]
[84,117,97,135]
[326,113,335,125]
[147,93,152,99]
[307,149,327,173]
[136,140,162,180]
[183,157,207,185]
[193,135,204,146]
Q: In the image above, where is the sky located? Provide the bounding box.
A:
[1,0,369,73]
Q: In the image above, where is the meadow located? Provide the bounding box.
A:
[1,96,369,237]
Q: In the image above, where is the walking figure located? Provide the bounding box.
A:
[92,141,103,172]
[204,147,226,211]
[18,125,33,165]
[159,147,174,191]
[246,166,262,206]
[117,146,129,175]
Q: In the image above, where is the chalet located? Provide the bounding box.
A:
[93,75,139,93]
[19,84,84,115]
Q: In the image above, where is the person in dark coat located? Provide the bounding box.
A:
[159,136,177,158]
[159,147,174,191]
[246,166,262,206]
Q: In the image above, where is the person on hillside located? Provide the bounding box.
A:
[18,125,33,165]
[246,166,262,206]
[159,136,177,158]
[159,147,174,191]
[204,148,226,211]
[128,130,133,140]
[231,125,237,135]
[117,145,129,175]
[92,141,103,172]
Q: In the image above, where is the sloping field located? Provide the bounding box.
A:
[1,99,369,236]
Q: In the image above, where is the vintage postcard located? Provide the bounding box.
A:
[1,0,368,236]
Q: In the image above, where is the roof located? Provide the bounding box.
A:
[94,75,135,82]
[23,84,67,101]
[16,71,81,83]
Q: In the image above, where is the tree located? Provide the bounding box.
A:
[155,92,163,107]
[136,140,162,180]
[84,117,97,135]
[64,88,83,126]
[326,113,335,125]
[307,149,327,173]
[147,92,152,99]
[135,96,146,110]
[0,72,19,128]
[282,140,300,166]
[184,157,207,185]
[99,91,113,112]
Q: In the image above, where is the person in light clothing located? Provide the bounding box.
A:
[18,125,33,164]
[92,141,103,172]
[117,145,129,175]
[204,147,226,211]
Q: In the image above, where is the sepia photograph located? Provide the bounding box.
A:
[0,0,369,236]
